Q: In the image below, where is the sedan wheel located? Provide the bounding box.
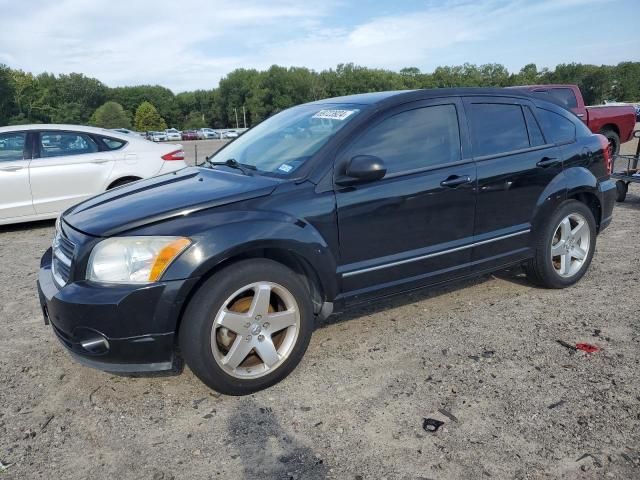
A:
[550,213,590,278]
[211,282,300,379]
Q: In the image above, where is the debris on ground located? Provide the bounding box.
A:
[437,408,459,423]
[40,414,54,431]
[576,453,603,468]
[0,460,10,472]
[557,340,577,353]
[575,343,600,353]
[422,418,445,433]
[548,400,566,409]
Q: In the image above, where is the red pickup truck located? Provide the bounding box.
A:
[513,84,637,155]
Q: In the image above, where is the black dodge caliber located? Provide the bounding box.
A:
[38,88,616,395]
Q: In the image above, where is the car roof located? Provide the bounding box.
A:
[309,87,539,107]
[0,124,135,141]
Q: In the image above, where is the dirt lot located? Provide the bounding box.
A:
[1,136,639,479]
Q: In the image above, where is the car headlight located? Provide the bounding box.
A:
[87,236,191,284]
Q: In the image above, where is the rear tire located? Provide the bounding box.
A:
[179,259,314,395]
[615,180,628,202]
[600,128,620,157]
[525,200,596,289]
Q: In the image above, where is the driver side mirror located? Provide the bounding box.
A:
[336,155,386,186]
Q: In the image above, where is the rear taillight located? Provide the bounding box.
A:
[162,149,185,161]
[597,134,612,175]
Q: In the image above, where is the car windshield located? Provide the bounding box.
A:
[208,103,363,176]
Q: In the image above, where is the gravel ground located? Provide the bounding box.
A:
[0,136,639,479]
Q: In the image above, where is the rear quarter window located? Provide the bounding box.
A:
[536,108,577,144]
[100,137,127,150]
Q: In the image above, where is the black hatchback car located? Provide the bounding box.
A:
[38,88,616,395]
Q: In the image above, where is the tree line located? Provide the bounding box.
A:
[0,61,638,131]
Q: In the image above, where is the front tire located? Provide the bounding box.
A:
[179,259,314,395]
[525,200,596,288]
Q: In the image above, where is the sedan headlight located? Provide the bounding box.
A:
[87,237,191,284]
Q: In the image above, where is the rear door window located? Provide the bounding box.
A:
[469,103,530,157]
[523,107,545,146]
[39,132,99,158]
[0,132,26,162]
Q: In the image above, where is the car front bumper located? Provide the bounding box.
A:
[37,248,198,373]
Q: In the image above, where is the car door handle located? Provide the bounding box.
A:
[536,157,559,168]
[440,175,472,188]
[92,159,110,164]
[0,165,23,172]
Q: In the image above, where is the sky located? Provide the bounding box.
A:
[0,0,638,92]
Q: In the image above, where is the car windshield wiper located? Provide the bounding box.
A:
[206,158,256,176]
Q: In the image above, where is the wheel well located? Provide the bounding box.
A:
[569,192,601,231]
[599,124,619,137]
[174,248,326,337]
[107,176,142,190]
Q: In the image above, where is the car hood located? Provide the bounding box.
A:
[63,167,280,237]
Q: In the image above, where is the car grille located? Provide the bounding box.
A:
[52,229,75,287]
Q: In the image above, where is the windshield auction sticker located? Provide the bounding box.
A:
[312,109,357,121]
[278,164,293,173]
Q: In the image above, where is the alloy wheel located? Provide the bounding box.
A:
[210,282,300,379]
[550,213,591,278]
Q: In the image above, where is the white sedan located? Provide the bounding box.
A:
[165,128,182,141]
[149,131,168,142]
[0,124,187,225]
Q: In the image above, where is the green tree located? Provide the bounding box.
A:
[2,61,640,128]
[181,112,206,129]
[111,85,178,127]
[11,70,48,122]
[90,101,131,128]
[54,73,107,123]
[512,63,540,85]
[0,65,16,125]
[134,101,167,131]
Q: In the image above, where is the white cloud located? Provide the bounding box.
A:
[0,0,633,92]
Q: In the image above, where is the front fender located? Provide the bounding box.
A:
[163,210,339,300]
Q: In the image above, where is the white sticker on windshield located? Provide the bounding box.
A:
[278,163,293,173]
[312,109,356,121]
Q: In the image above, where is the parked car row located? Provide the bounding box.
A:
[195,128,242,140]
[109,127,246,142]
